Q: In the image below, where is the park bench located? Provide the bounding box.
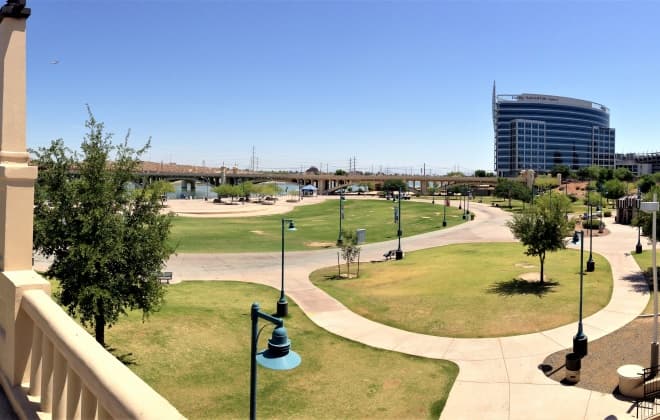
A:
[158,271,173,284]
[383,250,397,260]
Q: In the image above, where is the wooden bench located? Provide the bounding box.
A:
[158,272,173,284]
[383,250,397,260]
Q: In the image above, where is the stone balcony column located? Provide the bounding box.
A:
[0,3,36,272]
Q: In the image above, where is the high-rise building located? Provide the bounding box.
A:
[492,83,615,177]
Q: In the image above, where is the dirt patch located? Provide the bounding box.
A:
[250,230,265,235]
[306,242,335,248]
[516,272,547,282]
[515,263,536,269]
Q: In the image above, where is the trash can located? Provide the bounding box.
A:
[356,229,366,244]
[565,353,581,384]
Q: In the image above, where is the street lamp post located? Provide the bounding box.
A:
[396,187,403,260]
[336,191,345,246]
[637,188,644,254]
[277,218,296,317]
[442,189,447,227]
[250,302,301,420]
[572,231,588,357]
[586,188,595,272]
[640,194,659,370]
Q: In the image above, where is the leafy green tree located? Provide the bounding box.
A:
[494,178,531,207]
[213,183,238,202]
[446,171,465,177]
[614,167,634,182]
[474,169,487,177]
[603,179,626,202]
[634,186,660,241]
[383,179,407,192]
[339,230,361,278]
[33,112,174,346]
[638,175,657,193]
[257,182,280,198]
[551,165,571,179]
[506,192,572,283]
[335,169,347,176]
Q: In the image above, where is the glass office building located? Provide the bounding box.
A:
[493,86,615,177]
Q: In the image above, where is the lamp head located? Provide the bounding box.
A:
[256,326,301,371]
[287,220,296,231]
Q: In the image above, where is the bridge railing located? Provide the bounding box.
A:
[0,271,184,420]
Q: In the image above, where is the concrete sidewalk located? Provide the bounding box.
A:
[162,203,652,419]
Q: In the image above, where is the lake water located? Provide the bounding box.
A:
[167,180,300,200]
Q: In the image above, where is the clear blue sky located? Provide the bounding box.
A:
[26,0,660,175]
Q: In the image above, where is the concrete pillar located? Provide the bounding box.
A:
[0,9,37,272]
[0,6,51,396]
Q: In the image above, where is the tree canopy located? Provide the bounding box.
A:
[383,179,407,192]
[32,111,174,346]
[494,178,531,206]
[506,192,572,283]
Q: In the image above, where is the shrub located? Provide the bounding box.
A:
[604,210,612,217]
[582,219,604,230]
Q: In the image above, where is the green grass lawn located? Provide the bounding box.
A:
[633,248,659,314]
[106,281,458,419]
[169,199,465,253]
[311,243,613,338]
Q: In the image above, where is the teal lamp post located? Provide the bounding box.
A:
[586,187,595,272]
[336,191,345,246]
[571,231,588,357]
[395,187,403,260]
[277,218,296,317]
[442,189,447,227]
[250,302,301,420]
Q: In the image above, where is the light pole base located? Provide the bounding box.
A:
[395,250,403,260]
[276,300,288,317]
[442,221,447,227]
[573,334,588,357]
[652,342,659,372]
[586,260,595,272]
[636,243,643,254]
[336,239,343,246]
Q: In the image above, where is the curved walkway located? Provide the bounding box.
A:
[166,203,649,419]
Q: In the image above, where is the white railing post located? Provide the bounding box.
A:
[28,326,42,397]
[52,350,67,419]
[80,386,97,420]
[40,338,53,412]
[66,367,82,419]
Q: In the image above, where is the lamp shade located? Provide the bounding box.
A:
[287,220,297,231]
[256,326,301,371]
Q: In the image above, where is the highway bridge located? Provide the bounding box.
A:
[136,162,497,195]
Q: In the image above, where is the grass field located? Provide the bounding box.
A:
[311,243,613,338]
[105,281,458,419]
[169,199,465,253]
[633,248,659,314]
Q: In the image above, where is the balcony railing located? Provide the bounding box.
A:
[0,273,184,420]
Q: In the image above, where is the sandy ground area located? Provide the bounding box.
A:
[161,195,333,218]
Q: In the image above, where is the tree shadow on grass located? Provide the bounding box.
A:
[487,278,558,298]
[105,345,137,366]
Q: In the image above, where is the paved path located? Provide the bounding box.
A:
[165,203,651,419]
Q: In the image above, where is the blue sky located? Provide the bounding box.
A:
[26,0,660,174]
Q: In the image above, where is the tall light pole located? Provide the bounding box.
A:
[572,231,588,357]
[250,302,300,420]
[442,188,447,227]
[336,191,345,246]
[640,194,659,370]
[586,187,595,272]
[396,187,404,260]
[637,188,644,254]
[277,218,296,317]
